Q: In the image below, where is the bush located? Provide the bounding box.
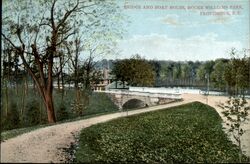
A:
[56,103,69,121]
[83,92,118,116]
[220,96,250,162]
[2,102,20,130]
[24,98,43,126]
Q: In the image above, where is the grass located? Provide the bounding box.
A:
[1,91,119,141]
[0,110,120,142]
[1,124,48,141]
[74,102,249,163]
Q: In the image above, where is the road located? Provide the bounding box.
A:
[1,94,249,163]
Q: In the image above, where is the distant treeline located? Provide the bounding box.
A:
[2,55,250,94]
[97,55,250,94]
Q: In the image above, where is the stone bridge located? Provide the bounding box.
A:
[95,89,182,110]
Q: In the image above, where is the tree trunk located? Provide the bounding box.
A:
[46,53,56,123]
[85,68,90,89]
[61,72,65,91]
[57,74,61,90]
[4,80,9,116]
[44,91,56,123]
[21,78,27,122]
[74,68,79,90]
[59,55,65,91]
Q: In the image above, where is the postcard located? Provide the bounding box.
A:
[1,0,250,163]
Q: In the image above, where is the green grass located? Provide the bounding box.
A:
[75,102,249,163]
[1,91,119,141]
[1,109,121,142]
[1,124,48,141]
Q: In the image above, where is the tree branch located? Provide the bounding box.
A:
[1,33,19,50]
[56,31,75,46]
[51,0,57,30]
[57,0,79,29]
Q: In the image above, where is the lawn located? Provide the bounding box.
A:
[75,102,248,163]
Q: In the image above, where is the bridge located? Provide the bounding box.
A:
[95,87,182,110]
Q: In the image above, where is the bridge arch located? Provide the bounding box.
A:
[122,98,148,109]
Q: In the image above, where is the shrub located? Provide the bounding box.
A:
[24,98,42,126]
[220,96,250,162]
[56,103,69,121]
[2,102,20,130]
[84,92,118,115]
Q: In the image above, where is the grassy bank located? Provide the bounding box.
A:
[1,110,119,141]
[1,91,119,141]
[75,102,248,163]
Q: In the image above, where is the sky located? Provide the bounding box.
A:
[115,0,250,61]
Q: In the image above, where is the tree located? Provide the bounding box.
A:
[112,55,155,87]
[149,60,161,85]
[219,49,250,161]
[63,2,124,115]
[2,0,122,123]
[158,61,175,86]
[220,97,250,162]
[66,37,83,90]
[211,60,227,90]
[224,49,250,95]
[180,63,192,86]
[53,46,69,91]
[173,63,181,81]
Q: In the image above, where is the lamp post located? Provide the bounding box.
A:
[207,73,210,95]
[205,73,210,104]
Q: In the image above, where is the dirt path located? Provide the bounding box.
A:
[1,94,249,163]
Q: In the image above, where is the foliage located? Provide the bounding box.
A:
[75,102,248,163]
[149,60,161,82]
[70,90,87,116]
[107,52,248,93]
[84,92,118,116]
[1,92,119,142]
[210,60,227,90]
[56,103,69,121]
[24,98,43,126]
[2,0,125,123]
[220,96,250,162]
[223,50,250,95]
[151,60,222,88]
[1,88,119,131]
[2,102,21,130]
[196,61,214,81]
[2,42,27,84]
[112,55,155,87]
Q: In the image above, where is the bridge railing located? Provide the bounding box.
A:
[94,90,182,99]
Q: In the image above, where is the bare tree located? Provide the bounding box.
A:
[53,47,70,91]
[2,0,117,123]
[65,37,83,90]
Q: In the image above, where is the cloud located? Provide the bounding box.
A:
[117,33,244,61]
[154,7,239,28]
[209,16,231,24]
[160,14,183,26]
[205,8,238,25]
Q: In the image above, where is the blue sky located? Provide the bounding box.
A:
[116,0,250,61]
